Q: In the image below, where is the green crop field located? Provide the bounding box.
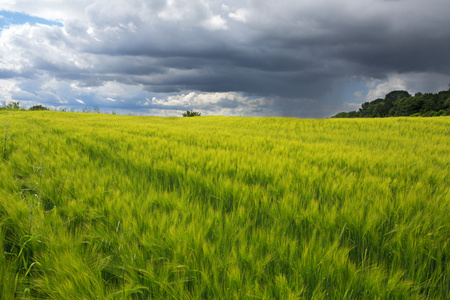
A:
[0,111,449,299]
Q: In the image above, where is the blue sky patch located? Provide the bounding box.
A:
[0,10,62,29]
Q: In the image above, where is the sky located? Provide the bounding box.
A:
[1,0,450,117]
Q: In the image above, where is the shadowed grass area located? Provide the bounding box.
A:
[1,111,449,299]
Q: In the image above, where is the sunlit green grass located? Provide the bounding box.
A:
[1,111,449,299]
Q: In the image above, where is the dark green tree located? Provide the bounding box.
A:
[384,90,411,102]
[333,89,450,118]
[29,105,50,111]
[358,102,370,117]
[182,110,201,117]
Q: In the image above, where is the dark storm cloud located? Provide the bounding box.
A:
[98,0,450,98]
[1,0,450,116]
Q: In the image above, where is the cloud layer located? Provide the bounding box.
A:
[1,0,450,116]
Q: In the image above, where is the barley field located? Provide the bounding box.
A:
[0,111,449,299]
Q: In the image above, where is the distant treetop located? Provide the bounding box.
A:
[182,110,201,117]
[29,105,50,111]
[332,90,450,118]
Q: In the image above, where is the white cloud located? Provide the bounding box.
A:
[0,25,34,73]
[142,91,270,116]
[202,14,228,30]
[156,0,227,30]
[365,72,450,101]
[75,99,85,104]
[342,102,361,109]
[352,90,365,100]
[228,9,248,23]
[0,0,90,21]
[365,76,407,100]
[146,91,245,107]
[0,79,17,102]
[221,4,230,12]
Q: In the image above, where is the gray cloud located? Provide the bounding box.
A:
[1,0,450,117]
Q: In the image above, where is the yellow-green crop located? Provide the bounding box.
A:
[1,111,449,299]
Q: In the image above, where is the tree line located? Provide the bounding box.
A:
[0,101,50,111]
[333,90,450,118]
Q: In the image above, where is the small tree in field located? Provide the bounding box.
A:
[182,110,201,117]
[29,105,50,111]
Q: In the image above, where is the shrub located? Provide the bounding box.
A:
[182,110,201,117]
[29,105,50,111]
